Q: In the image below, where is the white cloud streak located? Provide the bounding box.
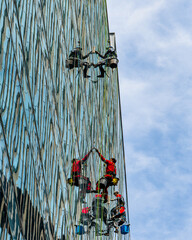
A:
[107,0,192,239]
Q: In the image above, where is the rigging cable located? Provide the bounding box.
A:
[116,65,131,240]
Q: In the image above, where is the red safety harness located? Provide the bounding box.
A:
[82,207,90,214]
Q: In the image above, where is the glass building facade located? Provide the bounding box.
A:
[0,0,130,239]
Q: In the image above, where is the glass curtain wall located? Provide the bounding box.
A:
[0,0,129,239]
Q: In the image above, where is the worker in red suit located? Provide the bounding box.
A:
[92,193,108,234]
[71,150,92,202]
[92,148,117,202]
[80,207,92,225]
[106,191,126,235]
[111,191,125,207]
[71,150,92,182]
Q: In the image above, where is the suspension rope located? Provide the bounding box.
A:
[116,63,131,232]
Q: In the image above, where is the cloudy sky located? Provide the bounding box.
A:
[106,0,192,239]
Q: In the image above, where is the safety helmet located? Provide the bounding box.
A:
[112,178,119,185]
[114,191,119,195]
[68,178,73,185]
[74,46,82,51]
[111,158,117,163]
[106,45,113,50]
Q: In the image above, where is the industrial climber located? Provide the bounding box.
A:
[80,207,92,226]
[111,191,125,207]
[66,44,92,78]
[77,194,108,235]
[69,150,92,202]
[92,46,118,77]
[106,205,126,235]
[91,193,108,224]
[92,148,117,202]
[106,191,126,235]
[91,193,108,235]
[110,191,126,223]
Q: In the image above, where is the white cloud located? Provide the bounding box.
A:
[120,77,179,136]
[107,0,192,76]
[107,0,192,239]
[126,145,161,174]
[127,147,192,240]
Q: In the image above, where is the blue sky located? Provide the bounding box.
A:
[107,0,192,239]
